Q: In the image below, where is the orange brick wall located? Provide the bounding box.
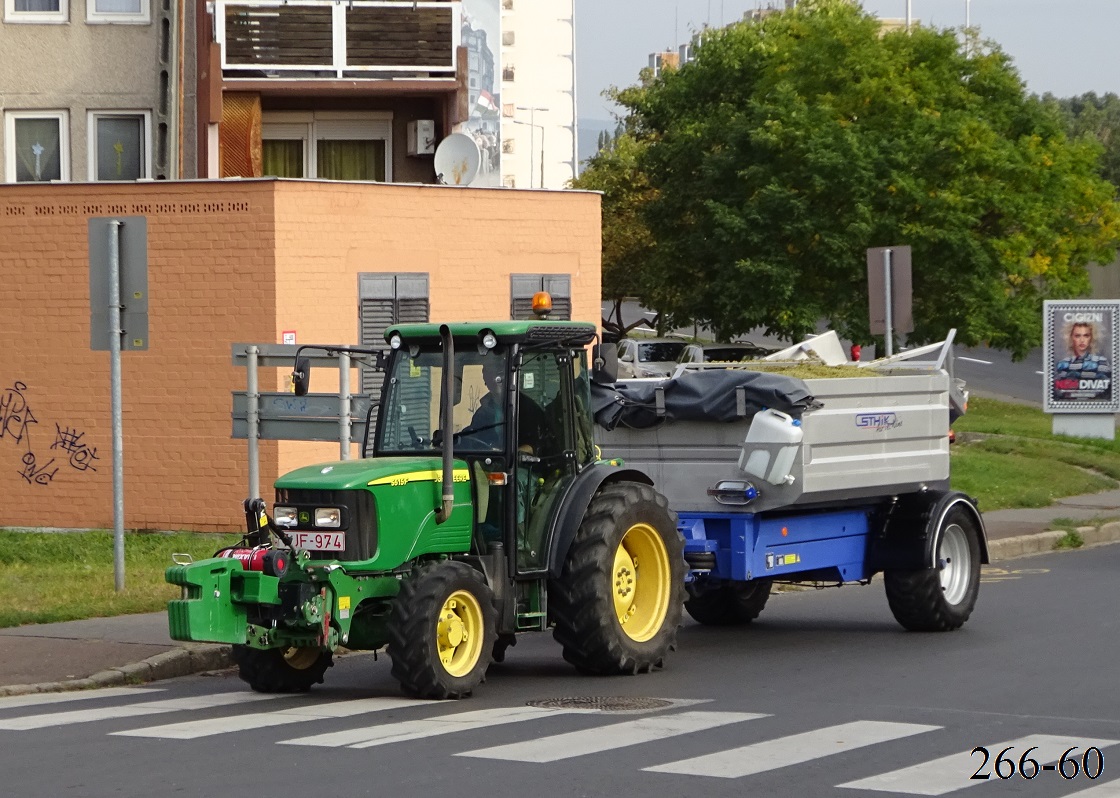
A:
[0,179,601,532]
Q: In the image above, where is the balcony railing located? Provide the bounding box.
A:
[216,0,461,79]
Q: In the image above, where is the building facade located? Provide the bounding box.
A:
[2,0,576,189]
[0,179,601,532]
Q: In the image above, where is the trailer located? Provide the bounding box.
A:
[592,333,987,631]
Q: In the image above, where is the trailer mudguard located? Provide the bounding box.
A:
[546,463,653,579]
[869,490,989,572]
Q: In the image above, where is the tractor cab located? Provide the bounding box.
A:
[378,321,600,575]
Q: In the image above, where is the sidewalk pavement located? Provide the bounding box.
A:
[2,492,1119,698]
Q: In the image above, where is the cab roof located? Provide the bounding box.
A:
[386,320,598,347]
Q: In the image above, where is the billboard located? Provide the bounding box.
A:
[1043,300,1120,413]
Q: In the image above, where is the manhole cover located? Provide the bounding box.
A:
[526,696,673,712]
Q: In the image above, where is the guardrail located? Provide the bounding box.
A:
[231,343,373,498]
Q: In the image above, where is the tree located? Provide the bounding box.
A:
[609,0,1119,356]
[572,131,661,337]
[1045,92,1120,188]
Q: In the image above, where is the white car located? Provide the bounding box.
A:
[616,338,688,378]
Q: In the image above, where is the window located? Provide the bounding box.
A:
[87,0,148,23]
[4,111,69,183]
[3,0,66,23]
[88,112,151,181]
[262,112,391,181]
[502,64,515,82]
[510,274,571,320]
[358,272,430,448]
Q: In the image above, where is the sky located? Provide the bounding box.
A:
[575,0,1120,125]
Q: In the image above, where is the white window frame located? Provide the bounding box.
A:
[262,111,393,181]
[86,0,149,25]
[87,110,152,181]
[4,110,70,183]
[3,0,67,24]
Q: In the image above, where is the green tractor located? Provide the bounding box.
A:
[167,319,685,699]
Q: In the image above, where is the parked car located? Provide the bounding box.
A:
[677,341,777,365]
[616,337,688,378]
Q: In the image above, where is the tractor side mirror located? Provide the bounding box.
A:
[591,344,618,384]
[292,357,311,396]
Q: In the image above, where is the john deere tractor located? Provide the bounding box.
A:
[167,318,685,699]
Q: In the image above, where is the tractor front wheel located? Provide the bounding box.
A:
[388,560,497,699]
[550,482,685,675]
[232,645,333,693]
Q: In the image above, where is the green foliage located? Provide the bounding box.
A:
[602,0,1119,356]
[950,397,1120,509]
[0,530,238,627]
[1053,530,1085,550]
[1045,92,1120,187]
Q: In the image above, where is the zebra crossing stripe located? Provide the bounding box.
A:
[282,705,595,749]
[0,691,283,731]
[458,710,768,763]
[646,720,939,778]
[838,735,1119,795]
[0,687,162,710]
[113,696,429,739]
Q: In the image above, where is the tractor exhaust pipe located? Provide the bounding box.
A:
[435,324,455,524]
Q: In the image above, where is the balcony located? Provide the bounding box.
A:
[216,0,461,80]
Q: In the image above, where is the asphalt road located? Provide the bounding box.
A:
[1,544,1117,797]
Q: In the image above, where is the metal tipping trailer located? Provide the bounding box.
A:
[592,332,987,631]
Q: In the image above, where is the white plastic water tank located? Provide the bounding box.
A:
[738,408,804,485]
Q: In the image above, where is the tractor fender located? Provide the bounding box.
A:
[869,490,989,572]
[546,464,653,580]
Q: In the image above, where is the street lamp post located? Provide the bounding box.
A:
[515,106,548,188]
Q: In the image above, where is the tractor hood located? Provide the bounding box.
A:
[275,456,470,491]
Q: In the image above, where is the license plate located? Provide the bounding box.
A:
[289,531,346,552]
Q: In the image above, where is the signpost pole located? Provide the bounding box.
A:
[883,248,894,357]
[108,220,125,592]
[247,345,260,499]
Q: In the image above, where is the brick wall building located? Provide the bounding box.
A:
[0,179,601,532]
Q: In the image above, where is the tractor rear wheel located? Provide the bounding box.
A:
[232,645,333,693]
[884,505,982,631]
[388,560,497,699]
[550,482,685,675]
[685,579,772,625]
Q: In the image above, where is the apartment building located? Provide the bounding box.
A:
[3,0,576,189]
[0,0,173,182]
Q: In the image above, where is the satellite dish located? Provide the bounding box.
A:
[433,133,481,186]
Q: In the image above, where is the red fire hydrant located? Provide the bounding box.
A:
[850,344,862,362]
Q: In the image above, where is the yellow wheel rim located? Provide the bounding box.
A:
[282,647,320,670]
[437,589,484,677]
[612,522,671,642]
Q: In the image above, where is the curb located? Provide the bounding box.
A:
[987,521,1120,561]
[0,644,232,698]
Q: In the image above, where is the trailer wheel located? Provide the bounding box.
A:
[388,560,497,699]
[232,645,333,693]
[550,482,685,675]
[684,579,772,625]
[884,505,982,631]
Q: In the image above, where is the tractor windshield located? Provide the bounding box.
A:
[377,348,508,454]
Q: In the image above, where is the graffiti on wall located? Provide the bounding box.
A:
[1,381,99,486]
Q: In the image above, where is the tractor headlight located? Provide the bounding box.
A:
[274,506,298,527]
[314,507,342,528]
[389,333,402,350]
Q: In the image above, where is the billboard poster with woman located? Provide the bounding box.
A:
[1043,300,1120,413]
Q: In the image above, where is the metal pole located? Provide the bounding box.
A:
[529,108,535,188]
[884,248,895,358]
[965,0,970,28]
[339,351,351,460]
[246,345,260,499]
[539,125,545,189]
[108,220,125,592]
[906,0,912,30]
